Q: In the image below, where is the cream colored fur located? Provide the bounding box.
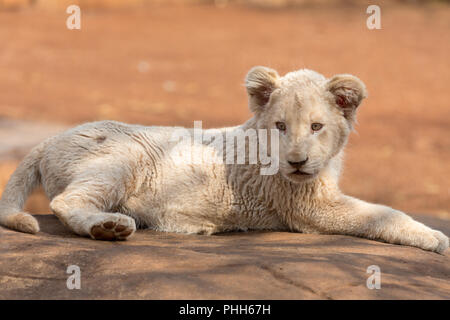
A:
[0,66,448,253]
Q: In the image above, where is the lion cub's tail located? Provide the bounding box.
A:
[0,144,44,234]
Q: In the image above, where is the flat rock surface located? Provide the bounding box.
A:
[0,214,448,299]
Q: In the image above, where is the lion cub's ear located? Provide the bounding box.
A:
[327,74,367,121]
[245,66,280,113]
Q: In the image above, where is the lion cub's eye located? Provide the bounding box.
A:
[276,122,286,131]
[311,123,323,131]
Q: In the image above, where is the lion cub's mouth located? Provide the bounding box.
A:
[291,170,312,176]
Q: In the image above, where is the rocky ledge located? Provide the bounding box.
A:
[0,214,448,299]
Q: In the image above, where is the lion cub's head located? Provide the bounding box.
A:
[245,66,367,183]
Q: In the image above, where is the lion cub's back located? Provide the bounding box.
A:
[38,120,172,198]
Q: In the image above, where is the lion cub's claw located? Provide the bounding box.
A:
[89,215,136,241]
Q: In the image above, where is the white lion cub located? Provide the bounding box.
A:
[0,66,448,253]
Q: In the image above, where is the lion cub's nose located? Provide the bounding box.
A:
[288,157,309,169]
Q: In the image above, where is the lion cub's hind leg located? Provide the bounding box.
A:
[87,212,136,240]
[49,187,136,241]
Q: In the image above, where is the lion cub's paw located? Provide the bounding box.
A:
[90,214,136,241]
[432,230,449,254]
[410,228,449,254]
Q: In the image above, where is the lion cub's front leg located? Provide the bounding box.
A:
[302,196,449,253]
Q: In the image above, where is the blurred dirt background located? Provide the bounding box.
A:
[0,0,449,219]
